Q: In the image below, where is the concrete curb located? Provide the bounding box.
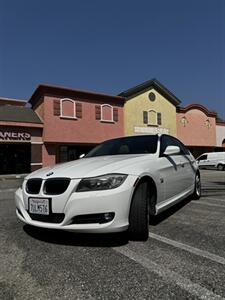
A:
[0,175,27,191]
[0,174,28,180]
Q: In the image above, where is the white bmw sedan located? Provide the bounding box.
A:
[15,134,201,241]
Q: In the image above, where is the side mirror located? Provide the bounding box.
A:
[163,146,180,156]
[79,153,85,159]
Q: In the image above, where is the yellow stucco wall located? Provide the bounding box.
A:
[124,88,177,136]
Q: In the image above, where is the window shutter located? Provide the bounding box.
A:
[53,100,60,116]
[95,105,101,120]
[113,108,118,122]
[76,103,82,118]
[157,112,162,125]
[143,111,148,124]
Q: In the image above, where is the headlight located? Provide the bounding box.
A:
[76,173,128,192]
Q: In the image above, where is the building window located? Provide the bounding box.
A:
[180,116,188,127]
[101,104,113,122]
[157,112,162,125]
[60,98,76,119]
[95,104,119,123]
[205,119,212,129]
[148,92,156,102]
[58,99,82,119]
[143,110,162,126]
[149,110,157,125]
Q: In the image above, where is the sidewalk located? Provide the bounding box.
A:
[0,174,28,199]
[0,173,28,180]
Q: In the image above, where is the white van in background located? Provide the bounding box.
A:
[196,152,225,171]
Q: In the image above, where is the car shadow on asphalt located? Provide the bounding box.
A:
[200,182,225,197]
[23,225,129,247]
[150,197,192,226]
[23,197,194,246]
[211,182,225,187]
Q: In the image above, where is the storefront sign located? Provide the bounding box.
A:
[0,131,31,141]
[134,126,169,134]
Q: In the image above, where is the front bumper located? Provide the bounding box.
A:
[15,175,137,233]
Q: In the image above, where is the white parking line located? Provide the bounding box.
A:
[192,201,225,208]
[115,247,224,300]
[149,232,225,266]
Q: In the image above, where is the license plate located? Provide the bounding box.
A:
[29,198,50,215]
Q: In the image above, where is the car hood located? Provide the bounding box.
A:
[26,154,156,179]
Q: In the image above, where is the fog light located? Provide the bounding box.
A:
[104,212,114,222]
[71,212,115,224]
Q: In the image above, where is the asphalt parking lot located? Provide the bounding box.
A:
[0,170,225,300]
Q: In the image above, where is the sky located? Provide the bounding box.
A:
[0,0,225,118]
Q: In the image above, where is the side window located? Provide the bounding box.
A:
[171,137,187,155]
[160,135,185,156]
[198,155,207,161]
[160,135,172,155]
[179,142,191,156]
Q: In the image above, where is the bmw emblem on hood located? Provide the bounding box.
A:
[46,171,54,177]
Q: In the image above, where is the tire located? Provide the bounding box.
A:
[217,164,224,171]
[192,173,201,200]
[128,181,150,241]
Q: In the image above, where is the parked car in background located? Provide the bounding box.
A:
[15,134,201,241]
[196,152,225,171]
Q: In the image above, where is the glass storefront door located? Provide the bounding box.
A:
[0,143,31,174]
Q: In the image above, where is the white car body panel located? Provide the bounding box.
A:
[15,175,138,232]
[26,154,153,180]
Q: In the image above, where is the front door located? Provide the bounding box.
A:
[158,135,194,202]
[0,143,31,174]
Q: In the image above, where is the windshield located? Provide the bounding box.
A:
[85,135,158,157]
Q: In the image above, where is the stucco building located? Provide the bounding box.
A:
[0,81,224,174]
[0,97,43,174]
[119,79,181,137]
[176,104,223,157]
[216,120,225,148]
[29,84,125,167]
[0,86,125,174]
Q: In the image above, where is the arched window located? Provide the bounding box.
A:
[148,110,157,125]
[60,98,76,119]
[180,116,188,127]
[143,110,162,126]
[101,104,113,122]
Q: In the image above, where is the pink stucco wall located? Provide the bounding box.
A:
[43,96,124,143]
[36,93,124,166]
[177,108,216,146]
[42,143,57,166]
